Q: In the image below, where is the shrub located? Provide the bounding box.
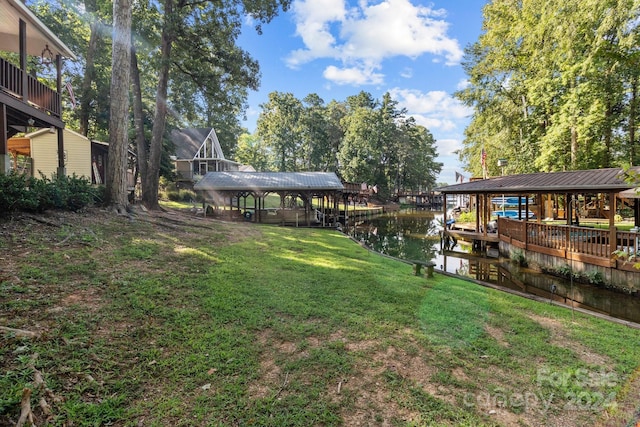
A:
[510,249,528,267]
[0,172,96,215]
[457,210,476,223]
[583,270,605,286]
[57,174,96,211]
[552,264,574,280]
[0,172,39,213]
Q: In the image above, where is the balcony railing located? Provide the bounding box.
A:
[0,57,61,117]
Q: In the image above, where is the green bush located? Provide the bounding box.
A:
[583,270,605,286]
[158,175,198,203]
[165,188,197,202]
[457,210,476,223]
[55,174,96,211]
[510,249,528,267]
[551,264,575,280]
[0,172,96,215]
[542,264,606,286]
[0,172,39,213]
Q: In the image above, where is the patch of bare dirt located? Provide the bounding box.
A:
[337,344,430,426]
[485,323,510,347]
[529,314,611,366]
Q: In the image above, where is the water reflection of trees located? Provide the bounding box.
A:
[352,212,441,261]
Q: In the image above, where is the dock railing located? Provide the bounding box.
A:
[498,217,637,268]
[616,231,639,261]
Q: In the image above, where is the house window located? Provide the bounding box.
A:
[199,162,208,175]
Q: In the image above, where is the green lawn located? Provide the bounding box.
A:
[1,209,639,426]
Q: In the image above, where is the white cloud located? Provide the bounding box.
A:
[400,67,413,78]
[286,0,463,85]
[412,115,457,132]
[287,0,347,68]
[388,87,471,142]
[435,138,463,156]
[323,65,384,85]
[456,79,470,90]
[389,88,471,120]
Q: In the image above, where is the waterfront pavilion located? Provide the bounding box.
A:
[436,167,640,285]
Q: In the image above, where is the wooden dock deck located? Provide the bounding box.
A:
[446,229,500,243]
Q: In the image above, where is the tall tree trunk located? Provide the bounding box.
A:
[570,125,578,169]
[131,44,148,193]
[604,97,613,168]
[141,0,174,209]
[630,76,638,165]
[79,16,99,136]
[105,0,132,213]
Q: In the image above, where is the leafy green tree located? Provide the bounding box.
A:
[128,0,290,208]
[235,133,273,171]
[32,0,291,210]
[254,90,441,199]
[456,0,640,176]
[338,102,381,187]
[30,0,112,139]
[256,92,304,171]
[325,100,347,172]
[300,93,330,171]
[396,119,442,192]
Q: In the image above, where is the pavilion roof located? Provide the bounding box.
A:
[194,172,345,192]
[437,167,640,194]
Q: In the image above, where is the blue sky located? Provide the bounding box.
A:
[237,0,487,185]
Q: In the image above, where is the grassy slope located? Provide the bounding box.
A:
[1,209,639,426]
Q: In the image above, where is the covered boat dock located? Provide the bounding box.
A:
[436,167,640,285]
[193,171,357,227]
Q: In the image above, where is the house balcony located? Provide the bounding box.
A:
[1,56,61,118]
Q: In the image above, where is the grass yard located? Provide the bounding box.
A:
[1,208,640,426]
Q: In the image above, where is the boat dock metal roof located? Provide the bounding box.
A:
[437,167,640,194]
[194,171,345,192]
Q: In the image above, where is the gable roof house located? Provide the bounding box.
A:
[1,0,76,175]
[171,128,253,184]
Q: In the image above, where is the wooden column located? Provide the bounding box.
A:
[609,192,617,266]
[56,55,65,176]
[483,194,489,237]
[0,104,8,174]
[442,192,447,227]
[305,192,311,227]
[20,20,27,101]
[475,193,480,233]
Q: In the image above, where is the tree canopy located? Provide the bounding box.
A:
[31,0,440,204]
[456,0,640,177]
[256,91,442,199]
[30,0,291,209]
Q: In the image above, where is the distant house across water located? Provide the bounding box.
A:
[170,128,254,185]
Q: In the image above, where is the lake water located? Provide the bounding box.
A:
[349,210,640,324]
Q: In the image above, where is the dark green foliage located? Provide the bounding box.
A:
[0,173,97,215]
[159,179,198,202]
[165,189,198,203]
[0,173,40,213]
[542,264,605,286]
[510,249,528,267]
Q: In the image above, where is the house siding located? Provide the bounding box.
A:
[30,130,91,179]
